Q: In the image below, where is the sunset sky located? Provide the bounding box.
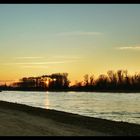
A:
[0,4,140,84]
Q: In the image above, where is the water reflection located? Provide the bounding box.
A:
[45,92,50,109]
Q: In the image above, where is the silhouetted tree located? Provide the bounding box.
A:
[89,75,94,86]
[84,74,89,86]
[95,74,109,90]
[107,70,117,89]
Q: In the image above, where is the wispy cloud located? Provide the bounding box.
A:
[56,31,102,36]
[116,46,140,50]
[20,66,49,69]
[51,55,81,59]
[0,80,15,82]
[14,55,82,61]
[4,60,76,65]
[14,57,45,59]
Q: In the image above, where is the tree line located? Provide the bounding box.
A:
[9,73,70,91]
[71,70,140,92]
[0,70,140,92]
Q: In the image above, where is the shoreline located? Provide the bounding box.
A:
[1,89,140,93]
[0,101,140,136]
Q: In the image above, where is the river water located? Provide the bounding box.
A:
[0,91,140,124]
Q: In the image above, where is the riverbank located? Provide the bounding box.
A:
[0,101,140,136]
[1,89,140,93]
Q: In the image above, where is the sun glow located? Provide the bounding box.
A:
[45,80,49,87]
[53,78,56,81]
